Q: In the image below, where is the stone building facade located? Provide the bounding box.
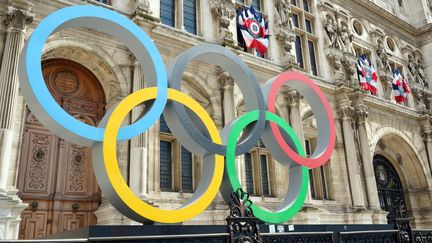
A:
[0,0,431,240]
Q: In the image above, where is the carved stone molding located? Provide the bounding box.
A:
[285,89,303,107]
[210,0,236,46]
[325,47,345,84]
[2,7,33,31]
[131,0,158,22]
[421,115,432,141]
[338,105,354,120]
[411,86,427,112]
[377,69,394,100]
[354,104,369,125]
[218,71,234,88]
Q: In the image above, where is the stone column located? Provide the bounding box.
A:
[354,102,380,210]
[338,100,365,208]
[219,72,244,183]
[129,62,148,197]
[421,115,432,177]
[285,90,312,204]
[0,5,33,240]
[0,7,33,193]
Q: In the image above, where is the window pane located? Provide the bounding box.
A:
[292,13,299,28]
[295,35,304,68]
[260,155,270,196]
[181,146,193,192]
[160,141,173,191]
[303,0,310,12]
[183,0,197,34]
[305,139,311,156]
[309,169,316,199]
[95,0,111,5]
[160,0,175,27]
[252,0,261,11]
[308,40,318,76]
[305,19,313,34]
[160,115,171,133]
[320,166,329,200]
[290,0,297,6]
[245,153,254,195]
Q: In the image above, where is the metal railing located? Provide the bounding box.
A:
[339,229,400,243]
[412,229,432,243]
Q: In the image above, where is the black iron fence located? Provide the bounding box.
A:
[413,229,432,243]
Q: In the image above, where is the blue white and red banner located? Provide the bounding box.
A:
[237,5,269,56]
[357,55,378,95]
[392,68,410,103]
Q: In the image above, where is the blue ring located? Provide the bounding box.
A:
[22,6,167,143]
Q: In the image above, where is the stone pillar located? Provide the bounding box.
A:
[421,115,432,177]
[285,90,312,204]
[337,100,365,208]
[354,101,381,210]
[0,7,33,192]
[219,72,244,183]
[0,5,33,240]
[129,62,148,197]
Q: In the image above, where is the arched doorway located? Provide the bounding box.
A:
[373,155,407,223]
[17,59,105,239]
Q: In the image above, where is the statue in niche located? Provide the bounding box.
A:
[339,22,354,53]
[408,56,417,78]
[324,15,337,48]
[417,59,428,87]
[274,0,292,28]
[376,42,390,70]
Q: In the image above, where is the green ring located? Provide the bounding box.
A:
[226,110,309,223]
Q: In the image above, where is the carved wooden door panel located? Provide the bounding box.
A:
[18,59,105,239]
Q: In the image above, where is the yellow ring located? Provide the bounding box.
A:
[103,87,224,223]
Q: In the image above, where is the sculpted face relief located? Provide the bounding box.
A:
[19,5,336,224]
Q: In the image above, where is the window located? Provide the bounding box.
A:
[243,141,274,197]
[95,0,111,5]
[160,116,196,192]
[305,138,332,200]
[251,0,261,11]
[160,0,175,27]
[291,0,319,76]
[160,0,198,35]
[295,35,304,68]
[183,0,197,34]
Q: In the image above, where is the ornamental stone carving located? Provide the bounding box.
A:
[210,0,236,45]
[2,7,33,31]
[274,0,296,66]
[135,0,151,14]
[27,134,49,191]
[323,15,354,54]
[408,55,429,88]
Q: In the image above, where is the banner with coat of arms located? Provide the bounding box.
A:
[236,5,269,56]
[392,68,410,103]
[357,55,378,95]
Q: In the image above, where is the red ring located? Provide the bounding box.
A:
[267,71,336,169]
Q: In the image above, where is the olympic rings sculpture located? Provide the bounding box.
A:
[18,6,336,224]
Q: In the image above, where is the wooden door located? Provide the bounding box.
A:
[17,59,106,239]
